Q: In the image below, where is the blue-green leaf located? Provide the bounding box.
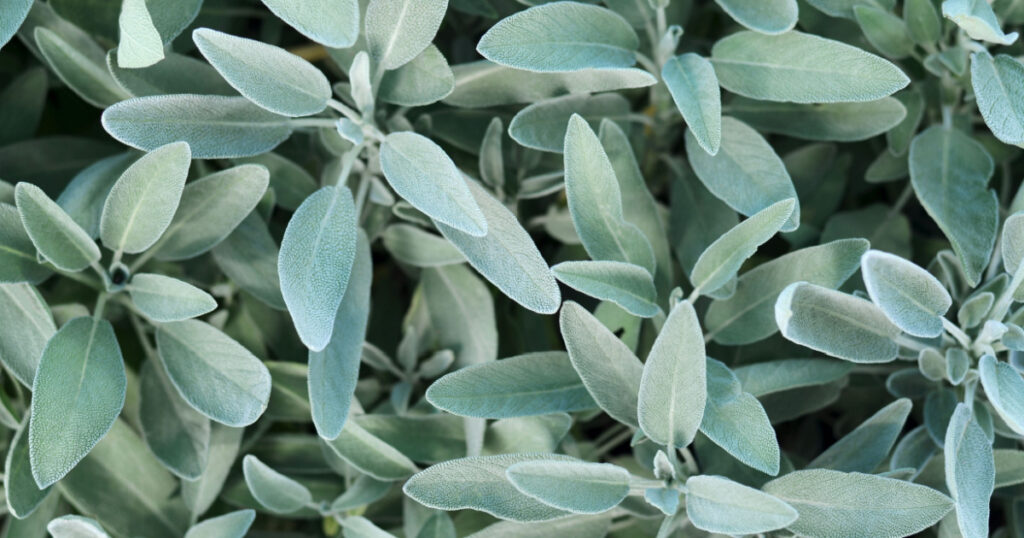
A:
[942,0,1018,44]
[117,0,164,68]
[714,0,798,34]
[551,261,658,318]
[242,455,313,514]
[211,214,285,310]
[971,51,1024,147]
[662,53,721,155]
[685,475,797,534]
[128,273,217,322]
[701,358,780,475]
[861,249,952,338]
[47,515,110,537]
[5,419,50,518]
[979,355,1024,436]
[0,0,31,50]
[808,398,912,472]
[0,204,52,284]
[14,182,99,272]
[138,359,210,480]
[365,0,448,70]
[944,403,995,538]
[185,509,255,538]
[261,0,359,48]
[34,27,131,108]
[0,283,55,388]
[506,460,629,514]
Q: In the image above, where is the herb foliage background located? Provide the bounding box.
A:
[3,0,1024,536]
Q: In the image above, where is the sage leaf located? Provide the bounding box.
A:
[365,0,448,70]
[560,301,643,427]
[47,515,110,537]
[477,2,638,72]
[551,261,658,318]
[0,0,31,50]
[278,185,358,351]
[100,141,190,255]
[638,301,706,449]
[979,355,1024,436]
[906,0,942,44]
[909,125,997,286]
[211,214,286,310]
[434,180,560,314]
[5,419,50,518]
[101,95,293,159]
[728,96,907,142]
[324,420,419,480]
[156,320,272,426]
[510,93,630,153]
[861,249,952,338]
[420,264,497,367]
[309,231,371,440]
[139,359,210,480]
[379,45,455,107]
[182,423,243,518]
[0,204,53,284]
[426,352,596,418]
[776,282,902,363]
[184,509,255,538]
[380,131,487,236]
[128,273,217,322]
[763,469,953,537]
[0,283,55,388]
[382,224,464,267]
[854,5,914,59]
[734,358,853,398]
[971,51,1024,147]
[662,53,721,155]
[57,153,135,239]
[108,50,234,97]
[944,403,995,538]
[34,27,131,108]
[505,460,629,514]
[691,198,795,296]
[807,398,912,472]
[29,317,126,488]
[686,117,799,231]
[14,182,98,272]
[701,358,780,475]
[260,0,359,48]
[711,30,910,103]
[242,455,313,514]
[117,0,164,68]
[685,475,797,534]
[193,28,331,117]
[942,0,1018,45]
[403,454,574,522]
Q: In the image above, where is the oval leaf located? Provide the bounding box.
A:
[365,0,448,70]
[685,475,797,535]
[15,182,99,271]
[861,249,952,337]
[260,0,358,48]
[971,51,1024,147]
[552,261,658,318]
[128,273,217,322]
[0,283,55,388]
[663,53,721,155]
[979,354,1024,436]
[506,460,629,514]
[944,403,995,538]
[242,455,312,514]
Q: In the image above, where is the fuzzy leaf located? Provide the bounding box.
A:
[979,355,1024,436]
[128,273,217,322]
[861,249,952,337]
[685,475,797,534]
[139,359,210,480]
[15,182,98,272]
[184,509,255,538]
[807,398,912,472]
[700,358,780,475]
[728,96,907,142]
[662,53,721,154]
[944,403,995,538]
[506,460,629,514]
[117,0,164,68]
[942,0,1018,44]
[971,51,1024,147]
[242,455,312,514]
[5,420,50,518]
[365,0,448,70]
[552,261,658,317]
[260,0,359,48]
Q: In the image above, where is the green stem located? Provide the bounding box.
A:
[991,258,1024,322]
[291,118,339,129]
[129,313,157,359]
[591,428,634,458]
[942,318,971,349]
[93,293,109,320]
[328,98,363,124]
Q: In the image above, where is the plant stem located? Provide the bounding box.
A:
[942,318,971,349]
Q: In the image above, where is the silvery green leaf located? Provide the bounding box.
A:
[764,469,953,537]
[505,460,629,514]
[918,348,947,381]
[670,163,740,277]
[905,0,941,44]
[235,153,317,211]
[348,52,373,115]
[324,420,419,480]
[57,153,135,239]
[887,88,924,155]
[0,283,54,388]
[309,231,371,440]
[434,180,560,314]
[854,5,914,59]
[925,388,958,446]
[0,0,31,50]
[700,358,780,474]
[0,67,47,146]
[426,351,595,418]
[260,0,359,48]
[354,413,464,464]
[101,95,293,159]
[117,0,164,68]
[155,164,268,261]
[128,273,217,322]
[638,301,706,449]
[14,182,98,272]
[420,264,497,367]
[329,475,391,513]
[510,93,630,153]
[714,0,797,34]
[563,114,655,272]
[99,141,190,255]
[972,51,1024,147]
[808,398,911,472]
[480,117,504,191]
[279,185,358,351]
[365,0,447,70]
[193,28,330,117]
[560,301,643,427]
[705,239,868,344]
[47,515,110,537]
[945,403,995,538]
[156,320,272,426]
[942,0,1018,44]
[477,2,637,72]
[891,425,938,475]
[139,359,210,480]
[211,214,286,310]
[242,455,313,514]
[34,27,131,108]
[29,317,126,488]
[728,96,907,142]
[444,61,655,108]
[776,282,901,363]
[403,454,574,522]
[662,53,721,155]
[711,30,909,103]
[734,358,853,397]
[379,45,455,107]
[185,509,255,538]
[958,292,994,329]
[107,51,235,97]
[264,361,311,422]
[5,419,50,518]
[551,261,658,318]
[339,516,395,538]
[861,249,952,337]
[483,414,570,456]
[182,423,243,518]
[414,512,455,538]
[686,117,799,232]
[685,475,797,534]
[380,131,487,236]
[979,355,1024,436]
[995,449,1024,488]
[947,348,969,385]
[1003,212,1024,276]
[910,126,997,286]
[692,198,795,296]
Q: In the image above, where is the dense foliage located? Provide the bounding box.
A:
[6,0,1024,536]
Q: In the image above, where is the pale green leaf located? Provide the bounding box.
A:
[477,2,638,72]
[685,475,797,534]
[0,205,52,283]
[15,182,98,272]
[379,45,455,107]
[711,30,909,103]
[232,153,316,211]
[47,515,110,537]
[129,273,216,322]
[510,93,630,153]
[139,359,210,480]
[854,4,914,59]
[184,509,255,538]
[100,141,190,255]
[0,283,54,388]
[861,249,952,337]
[34,27,131,108]
[324,420,419,480]
[506,460,629,514]
[182,423,243,518]
[994,449,1024,488]
[420,264,497,367]
[5,419,50,518]
[551,261,658,317]
[943,0,1018,44]
[728,96,907,142]
[662,53,721,155]
[242,455,312,514]
[382,224,464,267]
[29,317,126,488]
[0,0,31,50]
[971,51,1024,147]
[261,0,359,48]
[107,50,235,97]
[808,398,911,472]
[57,153,136,239]
[905,0,942,44]
[211,214,286,310]
[156,320,272,426]
[638,301,706,448]
[979,355,1024,436]
[734,358,853,397]
[117,0,164,68]
[365,0,447,70]
[716,1,797,34]
[1003,212,1024,275]
[944,403,995,538]
[701,358,780,475]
